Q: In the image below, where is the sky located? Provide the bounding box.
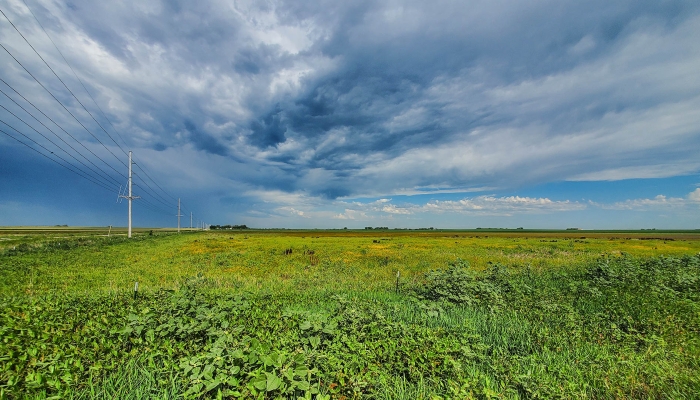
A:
[0,0,699,229]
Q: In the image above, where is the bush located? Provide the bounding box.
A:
[416,259,505,308]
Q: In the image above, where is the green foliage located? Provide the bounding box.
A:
[417,259,506,308]
[0,231,699,398]
[72,356,181,400]
[0,233,163,257]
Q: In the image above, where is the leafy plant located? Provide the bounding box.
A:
[416,259,505,308]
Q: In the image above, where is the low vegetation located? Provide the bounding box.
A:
[0,230,699,398]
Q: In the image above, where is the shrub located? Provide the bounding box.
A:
[416,259,505,308]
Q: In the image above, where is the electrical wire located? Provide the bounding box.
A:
[0,104,120,188]
[16,1,185,210]
[0,5,202,224]
[138,198,174,216]
[0,43,130,177]
[0,124,114,192]
[0,8,129,161]
[133,163,180,203]
[133,181,176,209]
[0,88,123,187]
[132,170,178,206]
[0,77,127,181]
[19,0,130,151]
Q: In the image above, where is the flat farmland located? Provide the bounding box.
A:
[1,229,699,399]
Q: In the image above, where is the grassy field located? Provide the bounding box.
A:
[1,229,699,399]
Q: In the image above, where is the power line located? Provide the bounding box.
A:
[0,8,129,161]
[0,87,123,187]
[131,166,177,205]
[139,197,174,216]
[3,7,191,216]
[0,103,120,188]
[0,124,114,192]
[133,181,176,209]
[0,6,201,226]
[132,182,176,210]
[1,126,190,223]
[0,77,127,181]
[19,0,130,151]
[133,165,179,205]
[0,42,128,173]
[16,1,185,211]
[133,163,180,203]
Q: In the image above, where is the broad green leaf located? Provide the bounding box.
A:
[295,380,310,391]
[266,372,282,392]
[261,355,273,366]
[309,336,320,349]
[251,374,267,391]
[299,321,312,330]
[204,379,220,392]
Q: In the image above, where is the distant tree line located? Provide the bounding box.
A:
[210,225,248,230]
[363,227,437,230]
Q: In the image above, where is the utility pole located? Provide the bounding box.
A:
[190,212,192,229]
[119,151,140,238]
[176,198,183,233]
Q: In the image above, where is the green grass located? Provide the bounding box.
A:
[1,230,698,296]
[0,230,699,399]
[70,356,181,400]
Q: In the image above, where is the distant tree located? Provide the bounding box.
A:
[210,224,248,230]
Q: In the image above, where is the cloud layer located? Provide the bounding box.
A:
[1,0,699,227]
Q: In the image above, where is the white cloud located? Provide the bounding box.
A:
[381,204,413,214]
[334,195,587,218]
[604,191,700,210]
[278,206,308,217]
[332,209,368,220]
[419,196,585,215]
[568,164,700,181]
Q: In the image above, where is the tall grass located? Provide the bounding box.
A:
[71,357,181,400]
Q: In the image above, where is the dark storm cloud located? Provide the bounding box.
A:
[249,106,286,148]
[229,0,700,189]
[184,120,227,156]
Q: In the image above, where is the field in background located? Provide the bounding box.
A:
[1,228,699,295]
[1,229,699,398]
